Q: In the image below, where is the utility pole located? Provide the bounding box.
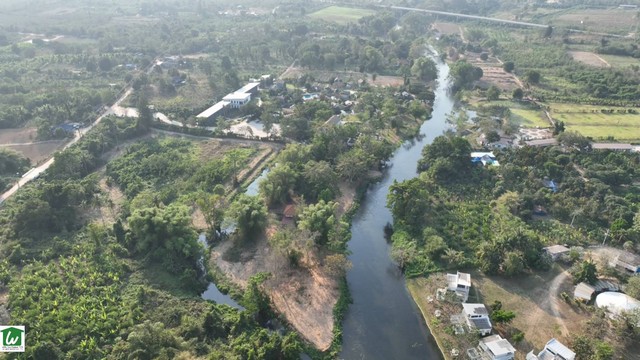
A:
[602,229,610,246]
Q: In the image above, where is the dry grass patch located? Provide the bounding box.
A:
[569,51,610,68]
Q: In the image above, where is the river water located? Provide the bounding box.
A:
[340,55,454,359]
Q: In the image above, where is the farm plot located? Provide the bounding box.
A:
[549,103,640,141]
[308,6,376,25]
[568,51,610,68]
[553,9,637,35]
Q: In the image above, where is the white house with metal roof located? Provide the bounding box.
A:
[479,335,516,360]
[447,271,471,302]
[526,338,575,360]
[462,303,492,336]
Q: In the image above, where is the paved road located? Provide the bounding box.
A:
[0,88,133,205]
[379,5,630,38]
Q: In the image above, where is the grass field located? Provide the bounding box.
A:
[599,54,640,68]
[551,9,637,35]
[549,103,640,141]
[308,6,375,24]
[510,108,550,128]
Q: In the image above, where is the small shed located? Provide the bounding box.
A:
[544,245,570,261]
[611,252,640,274]
[283,205,296,219]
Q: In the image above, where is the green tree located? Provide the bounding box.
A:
[110,321,183,359]
[302,160,338,202]
[572,260,598,284]
[503,61,515,73]
[625,276,640,300]
[127,204,200,266]
[525,70,541,84]
[260,164,298,207]
[512,88,524,100]
[228,195,268,241]
[298,200,338,245]
[336,148,374,183]
[449,60,483,91]
[486,85,500,101]
[196,186,226,240]
[411,57,438,82]
[491,309,516,323]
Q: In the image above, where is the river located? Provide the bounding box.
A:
[340,54,454,359]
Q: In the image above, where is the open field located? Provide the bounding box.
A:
[510,108,550,128]
[568,51,610,68]
[308,6,376,24]
[409,266,588,360]
[0,127,66,164]
[433,22,462,36]
[549,103,640,141]
[551,9,638,35]
[600,54,640,68]
[467,54,521,91]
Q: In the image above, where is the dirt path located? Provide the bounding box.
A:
[593,54,611,68]
[545,270,570,336]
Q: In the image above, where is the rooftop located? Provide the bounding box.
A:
[591,143,634,150]
[470,317,492,330]
[543,338,576,360]
[544,245,570,256]
[462,303,489,316]
[481,335,516,357]
[616,251,640,266]
[223,92,252,101]
[197,101,230,118]
[525,138,558,147]
[237,82,261,94]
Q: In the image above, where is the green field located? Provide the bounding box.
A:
[308,6,376,24]
[511,108,551,128]
[549,103,640,141]
[600,54,640,69]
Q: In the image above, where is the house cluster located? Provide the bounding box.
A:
[443,271,576,360]
[196,80,265,122]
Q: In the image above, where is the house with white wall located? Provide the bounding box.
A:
[479,335,516,360]
[447,271,471,302]
[526,338,575,360]
[462,303,492,336]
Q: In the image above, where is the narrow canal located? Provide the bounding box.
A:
[340,53,454,359]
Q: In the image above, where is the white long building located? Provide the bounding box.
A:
[196,81,261,121]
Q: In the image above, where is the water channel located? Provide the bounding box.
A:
[340,54,454,359]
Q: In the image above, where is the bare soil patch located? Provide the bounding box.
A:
[280,67,403,87]
[6,141,66,164]
[569,51,610,68]
[0,128,38,144]
[211,235,338,351]
[433,22,462,36]
[467,55,520,91]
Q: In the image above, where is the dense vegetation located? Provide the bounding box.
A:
[388,135,640,277]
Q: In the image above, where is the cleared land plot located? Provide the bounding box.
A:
[553,9,637,34]
[409,267,587,360]
[510,108,550,128]
[549,103,640,141]
[6,142,65,164]
[468,55,521,91]
[569,51,610,68]
[600,54,640,68]
[308,6,375,24]
[0,127,38,144]
[433,22,462,36]
[280,67,403,86]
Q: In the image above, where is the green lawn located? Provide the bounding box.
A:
[308,6,376,24]
[549,103,640,141]
[511,108,551,128]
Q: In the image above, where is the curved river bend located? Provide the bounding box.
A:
[340,55,453,359]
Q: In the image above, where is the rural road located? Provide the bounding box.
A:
[378,5,630,38]
[0,88,133,205]
[546,270,570,336]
